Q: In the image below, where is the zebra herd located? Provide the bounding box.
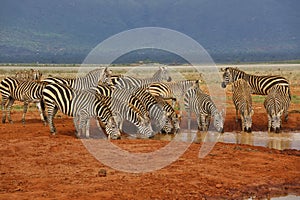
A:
[221,67,291,133]
[0,66,292,139]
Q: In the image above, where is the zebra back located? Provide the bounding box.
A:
[147,80,198,99]
[42,67,111,90]
[113,66,172,89]
[221,67,290,95]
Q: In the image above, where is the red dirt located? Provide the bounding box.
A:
[0,89,300,199]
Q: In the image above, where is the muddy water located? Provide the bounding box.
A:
[152,130,300,150]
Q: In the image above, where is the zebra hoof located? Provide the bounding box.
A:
[9,120,13,124]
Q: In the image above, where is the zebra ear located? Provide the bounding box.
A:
[220,68,225,72]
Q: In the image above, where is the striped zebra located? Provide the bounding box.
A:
[15,69,42,81]
[94,84,175,134]
[147,80,199,110]
[221,67,291,121]
[93,85,151,131]
[232,79,254,133]
[0,77,47,124]
[154,96,180,133]
[112,66,172,89]
[264,85,291,133]
[42,83,121,139]
[42,67,111,90]
[95,92,154,138]
[184,83,224,132]
[132,88,175,134]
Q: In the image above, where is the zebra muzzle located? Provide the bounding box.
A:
[221,82,227,88]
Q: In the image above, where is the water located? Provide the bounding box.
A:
[152,130,300,150]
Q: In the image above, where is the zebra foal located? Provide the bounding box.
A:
[264,85,291,133]
[232,79,254,133]
[42,83,121,139]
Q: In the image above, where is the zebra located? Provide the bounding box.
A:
[93,84,175,134]
[95,92,154,138]
[147,79,200,110]
[221,67,291,121]
[264,85,291,133]
[132,87,175,134]
[184,83,224,133]
[42,82,121,139]
[154,96,180,133]
[15,69,42,81]
[0,77,47,124]
[93,85,151,130]
[42,67,111,90]
[112,66,172,89]
[232,79,254,133]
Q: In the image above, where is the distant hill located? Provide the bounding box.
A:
[1,0,299,63]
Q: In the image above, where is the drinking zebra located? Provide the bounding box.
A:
[232,79,254,133]
[94,84,175,134]
[112,66,172,89]
[95,92,154,138]
[0,77,47,124]
[42,67,111,90]
[15,69,42,81]
[184,83,224,132]
[221,67,291,121]
[42,83,121,139]
[132,87,175,134]
[264,85,291,133]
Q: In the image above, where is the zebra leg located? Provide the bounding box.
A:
[201,115,208,131]
[22,101,29,124]
[1,96,9,123]
[86,118,90,138]
[48,106,58,134]
[36,101,47,125]
[196,115,202,131]
[73,117,80,136]
[187,110,191,130]
[7,98,15,124]
[267,115,271,132]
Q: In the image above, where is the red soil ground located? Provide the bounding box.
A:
[0,88,299,199]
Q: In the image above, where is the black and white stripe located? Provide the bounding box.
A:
[0,77,47,124]
[95,92,154,138]
[221,67,291,121]
[264,85,291,133]
[42,67,111,90]
[112,66,172,89]
[232,79,254,132]
[42,82,121,139]
[184,84,224,133]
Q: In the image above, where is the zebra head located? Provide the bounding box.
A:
[170,112,180,133]
[106,116,121,140]
[158,66,172,82]
[160,111,173,134]
[270,109,284,133]
[221,67,233,88]
[213,110,224,133]
[242,109,254,133]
